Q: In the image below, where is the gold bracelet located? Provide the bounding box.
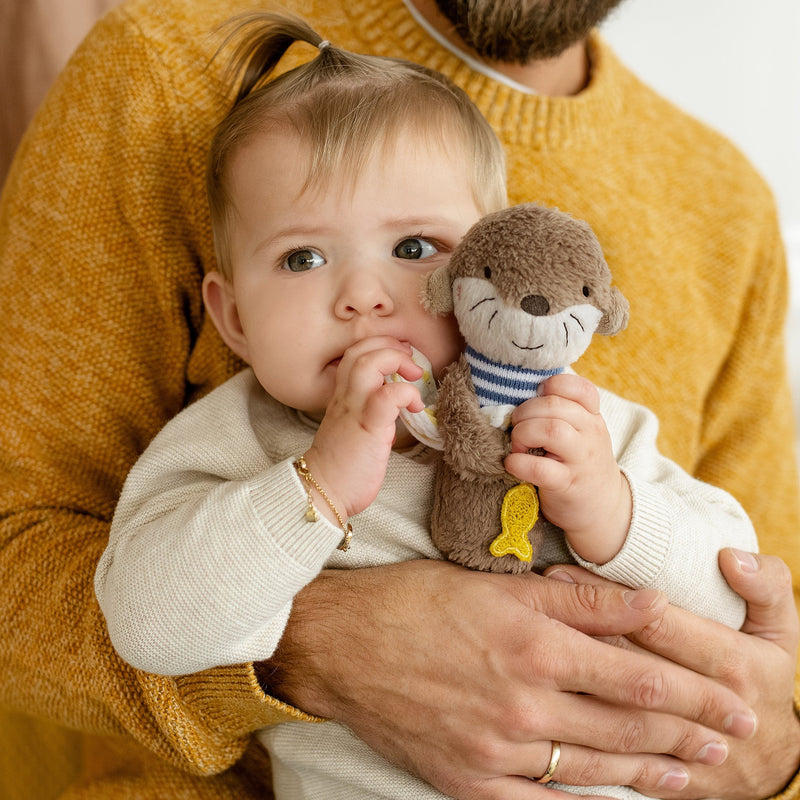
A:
[293,457,353,552]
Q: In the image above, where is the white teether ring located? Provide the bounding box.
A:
[386,347,443,450]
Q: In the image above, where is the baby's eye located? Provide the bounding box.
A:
[393,237,438,260]
[284,249,325,272]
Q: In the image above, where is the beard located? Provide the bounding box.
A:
[432,0,625,63]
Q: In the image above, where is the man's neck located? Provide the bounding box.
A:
[407,0,590,96]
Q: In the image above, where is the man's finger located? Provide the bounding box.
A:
[517,572,755,738]
[514,570,667,637]
[718,549,799,651]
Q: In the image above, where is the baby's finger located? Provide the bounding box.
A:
[337,336,412,375]
[536,373,600,413]
[506,447,572,491]
[511,392,599,439]
[338,344,420,399]
[361,382,424,432]
[509,415,583,462]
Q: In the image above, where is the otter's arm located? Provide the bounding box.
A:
[436,356,509,479]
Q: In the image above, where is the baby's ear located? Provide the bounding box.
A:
[422,265,454,314]
[597,286,630,335]
[203,271,251,362]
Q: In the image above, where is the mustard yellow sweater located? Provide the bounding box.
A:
[1,0,798,797]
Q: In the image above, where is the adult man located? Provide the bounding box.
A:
[1,0,798,797]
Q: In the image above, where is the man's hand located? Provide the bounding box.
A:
[261,559,758,799]
[546,550,800,798]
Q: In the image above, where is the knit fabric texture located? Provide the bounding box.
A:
[98,368,756,800]
[1,0,798,797]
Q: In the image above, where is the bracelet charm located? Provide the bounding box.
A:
[293,457,353,551]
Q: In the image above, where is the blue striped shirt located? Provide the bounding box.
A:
[464,345,564,408]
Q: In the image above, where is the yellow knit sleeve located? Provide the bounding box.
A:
[137,666,323,775]
[690,201,800,602]
[688,196,800,777]
[0,0,301,778]
[693,208,800,550]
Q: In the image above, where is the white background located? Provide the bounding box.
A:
[601,0,800,306]
[601,0,800,430]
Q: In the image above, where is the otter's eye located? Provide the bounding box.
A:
[582,286,591,297]
[484,267,492,279]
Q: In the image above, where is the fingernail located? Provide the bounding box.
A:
[656,768,689,791]
[731,548,759,573]
[696,741,728,765]
[724,710,757,739]
[623,588,661,610]
[547,569,576,583]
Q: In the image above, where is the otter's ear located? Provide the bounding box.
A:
[597,287,630,335]
[422,265,454,315]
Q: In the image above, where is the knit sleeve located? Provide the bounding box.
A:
[95,375,345,676]
[690,204,800,572]
[0,5,303,776]
[567,391,758,630]
[700,211,800,793]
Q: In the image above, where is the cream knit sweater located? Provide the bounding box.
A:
[96,368,757,799]
[1,0,798,797]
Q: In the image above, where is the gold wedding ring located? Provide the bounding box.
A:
[534,740,561,783]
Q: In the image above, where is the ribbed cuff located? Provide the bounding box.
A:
[172,662,325,739]
[248,458,343,568]
[569,468,671,585]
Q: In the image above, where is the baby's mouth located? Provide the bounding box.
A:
[327,338,412,369]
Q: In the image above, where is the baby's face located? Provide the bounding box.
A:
[215,129,483,417]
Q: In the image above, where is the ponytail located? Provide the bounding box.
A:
[213,12,341,107]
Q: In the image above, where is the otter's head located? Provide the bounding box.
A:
[424,204,629,369]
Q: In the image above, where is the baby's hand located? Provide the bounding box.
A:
[504,373,631,564]
[302,337,424,523]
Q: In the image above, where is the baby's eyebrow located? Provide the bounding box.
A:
[384,215,460,230]
[252,224,332,254]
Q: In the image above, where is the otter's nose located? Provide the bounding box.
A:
[521,294,550,316]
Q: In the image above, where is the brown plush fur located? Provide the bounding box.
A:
[423,203,629,573]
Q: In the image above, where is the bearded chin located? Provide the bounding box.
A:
[432,0,625,63]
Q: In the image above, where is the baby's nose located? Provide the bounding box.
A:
[520,294,550,316]
[334,270,394,319]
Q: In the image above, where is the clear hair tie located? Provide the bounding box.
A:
[318,40,332,52]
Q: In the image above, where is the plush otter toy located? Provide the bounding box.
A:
[396,203,629,573]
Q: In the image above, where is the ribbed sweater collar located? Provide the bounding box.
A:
[343,0,628,149]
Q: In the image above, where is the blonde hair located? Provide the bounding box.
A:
[207,12,507,277]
